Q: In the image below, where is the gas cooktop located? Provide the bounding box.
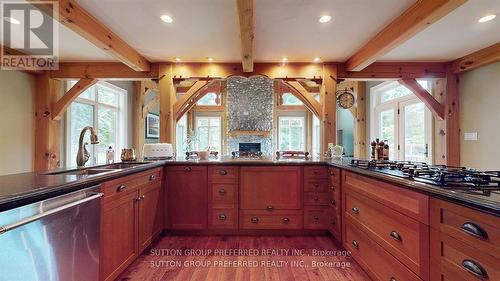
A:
[350,159,500,196]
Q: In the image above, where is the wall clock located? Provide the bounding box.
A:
[337,89,355,109]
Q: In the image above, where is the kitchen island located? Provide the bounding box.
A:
[0,158,499,281]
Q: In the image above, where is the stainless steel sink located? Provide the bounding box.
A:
[42,162,150,176]
[100,162,150,169]
[43,168,118,176]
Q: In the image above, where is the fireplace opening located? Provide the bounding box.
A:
[239,143,261,152]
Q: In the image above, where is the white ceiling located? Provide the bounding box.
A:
[12,0,497,63]
[382,0,500,61]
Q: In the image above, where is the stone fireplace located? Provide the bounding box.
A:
[227,76,274,156]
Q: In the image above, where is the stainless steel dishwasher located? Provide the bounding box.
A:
[0,185,103,281]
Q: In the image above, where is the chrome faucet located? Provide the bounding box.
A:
[76,126,99,167]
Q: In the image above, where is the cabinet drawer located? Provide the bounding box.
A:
[102,168,161,199]
[304,207,329,229]
[328,167,341,184]
[430,229,500,281]
[208,166,238,182]
[345,190,429,278]
[343,171,429,224]
[209,183,237,208]
[240,210,303,229]
[304,181,330,192]
[304,192,331,206]
[345,222,422,281]
[304,166,328,180]
[209,208,238,229]
[430,198,500,260]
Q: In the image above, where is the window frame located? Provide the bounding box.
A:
[65,81,127,166]
[370,81,433,162]
[277,111,307,151]
[193,112,223,152]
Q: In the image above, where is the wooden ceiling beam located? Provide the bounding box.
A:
[450,42,500,74]
[345,0,467,71]
[399,78,445,120]
[28,0,151,71]
[236,0,255,72]
[52,78,98,120]
[49,62,159,80]
[173,80,210,121]
[285,81,322,118]
[338,62,447,80]
[142,94,160,119]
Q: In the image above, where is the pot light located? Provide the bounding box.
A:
[314,57,321,62]
[282,57,288,63]
[3,16,20,25]
[319,15,331,23]
[174,57,181,62]
[478,14,496,23]
[207,57,213,62]
[160,14,173,23]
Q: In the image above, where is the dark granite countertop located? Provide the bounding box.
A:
[0,157,498,216]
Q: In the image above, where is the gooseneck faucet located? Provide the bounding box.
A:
[76,126,99,167]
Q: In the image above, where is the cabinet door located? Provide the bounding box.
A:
[240,166,302,210]
[167,166,208,229]
[100,191,139,281]
[138,183,163,251]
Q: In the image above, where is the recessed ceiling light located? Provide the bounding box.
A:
[478,14,496,23]
[314,57,321,62]
[207,57,213,62]
[282,57,288,63]
[3,17,20,25]
[319,15,331,23]
[160,14,173,23]
[174,57,181,62]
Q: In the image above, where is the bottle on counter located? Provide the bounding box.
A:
[106,146,115,164]
[383,140,389,160]
[371,140,377,160]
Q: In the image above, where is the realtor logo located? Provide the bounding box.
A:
[1,1,59,70]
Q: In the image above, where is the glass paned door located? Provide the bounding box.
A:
[400,101,431,163]
[377,108,397,160]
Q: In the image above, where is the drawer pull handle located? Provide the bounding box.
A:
[351,207,359,214]
[461,222,488,240]
[266,205,274,211]
[136,195,145,201]
[314,184,319,188]
[282,217,290,224]
[389,277,397,281]
[184,166,192,172]
[462,259,488,279]
[149,175,156,181]
[331,220,336,226]
[218,214,227,221]
[219,169,228,175]
[351,240,359,249]
[251,217,259,224]
[331,200,336,207]
[329,186,335,191]
[313,196,319,201]
[218,189,227,195]
[390,231,402,242]
[117,184,127,192]
[313,216,319,222]
[330,172,335,176]
[313,171,319,175]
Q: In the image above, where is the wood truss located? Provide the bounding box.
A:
[344,0,467,71]
[20,0,499,168]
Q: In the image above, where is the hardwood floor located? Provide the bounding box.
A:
[118,235,371,281]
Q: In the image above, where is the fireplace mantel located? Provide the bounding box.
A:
[229,130,271,138]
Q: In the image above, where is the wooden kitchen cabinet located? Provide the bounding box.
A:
[240,166,302,210]
[100,168,163,281]
[138,182,163,252]
[167,166,208,229]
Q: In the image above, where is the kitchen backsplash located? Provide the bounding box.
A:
[227,76,274,155]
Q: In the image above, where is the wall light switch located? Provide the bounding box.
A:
[464,132,478,141]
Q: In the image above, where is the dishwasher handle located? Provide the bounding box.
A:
[0,192,103,235]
